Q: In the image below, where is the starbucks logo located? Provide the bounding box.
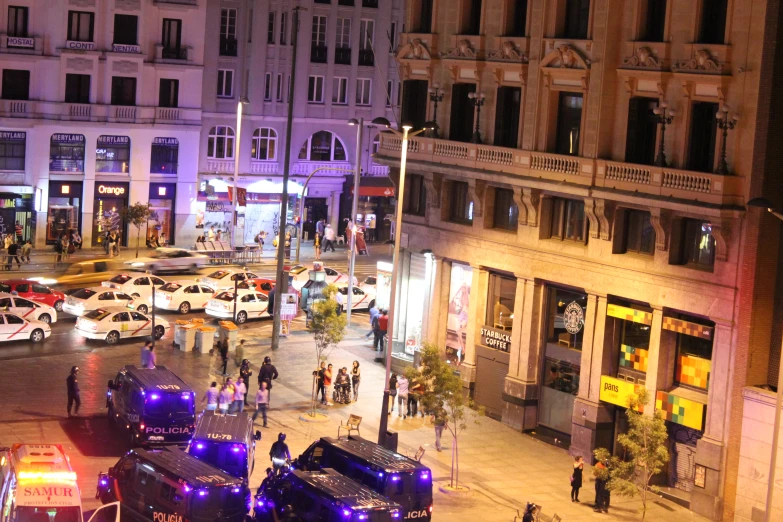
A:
[563,301,584,334]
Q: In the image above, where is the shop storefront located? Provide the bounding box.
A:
[46,181,82,244]
[445,263,473,365]
[341,176,396,242]
[150,137,178,174]
[474,273,516,420]
[148,183,176,246]
[538,286,586,439]
[0,193,32,242]
[243,193,297,245]
[49,134,85,172]
[96,135,130,173]
[390,252,436,372]
[93,182,129,247]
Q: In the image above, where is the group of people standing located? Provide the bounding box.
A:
[315,360,360,405]
[567,454,611,514]
[313,218,336,260]
[367,305,389,351]
[100,228,120,257]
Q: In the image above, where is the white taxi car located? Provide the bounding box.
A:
[198,269,261,291]
[62,287,144,317]
[152,281,217,314]
[75,306,170,345]
[0,311,51,342]
[289,265,358,290]
[336,285,376,311]
[102,273,167,300]
[205,289,269,324]
[0,293,58,324]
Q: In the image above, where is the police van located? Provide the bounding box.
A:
[188,411,261,481]
[295,436,433,521]
[107,366,196,447]
[254,468,402,522]
[96,447,247,522]
[0,444,83,522]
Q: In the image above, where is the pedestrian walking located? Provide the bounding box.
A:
[146,346,157,369]
[408,378,421,417]
[350,361,361,401]
[218,383,233,414]
[253,382,270,427]
[593,459,610,513]
[314,233,321,260]
[388,373,398,414]
[232,378,246,412]
[240,359,253,405]
[66,366,81,418]
[396,373,409,418]
[267,288,276,318]
[140,341,152,367]
[316,362,327,404]
[20,240,31,264]
[323,364,333,405]
[433,404,447,452]
[366,305,380,339]
[373,310,388,351]
[258,356,279,403]
[335,290,344,316]
[235,339,246,366]
[571,455,584,502]
[316,219,325,238]
[202,382,219,411]
[14,221,22,243]
[323,224,336,252]
[218,339,229,376]
[7,241,20,270]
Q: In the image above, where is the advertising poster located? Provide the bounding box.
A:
[446,263,472,365]
[375,261,393,311]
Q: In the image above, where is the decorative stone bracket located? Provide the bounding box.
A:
[584,198,612,240]
[522,188,540,227]
[711,220,731,262]
[469,180,485,219]
[423,174,442,209]
[513,187,527,225]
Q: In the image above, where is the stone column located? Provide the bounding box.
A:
[423,256,443,346]
[643,308,664,414]
[571,294,615,459]
[458,264,486,392]
[502,277,542,430]
[435,261,451,350]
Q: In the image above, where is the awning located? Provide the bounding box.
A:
[351,177,395,197]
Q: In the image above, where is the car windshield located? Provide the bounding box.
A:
[144,391,195,418]
[160,283,182,292]
[214,292,235,302]
[382,472,432,506]
[109,275,132,284]
[72,289,96,299]
[83,309,111,320]
[190,486,246,522]
[207,271,229,279]
[191,441,247,478]
[16,506,81,522]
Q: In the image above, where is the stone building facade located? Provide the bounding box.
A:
[375,0,783,520]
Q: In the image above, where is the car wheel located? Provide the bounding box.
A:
[236,311,247,324]
[369,299,375,310]
[54,300,64,312]
[30,329,44,343]
[154,325,165,339]
[132,293,140,299]
[179,301,191,314]
[38,314,51,324]
[136,304,149,314]
[106,331,120,345]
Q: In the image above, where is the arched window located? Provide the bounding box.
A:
[251,128,277,160]
[298,131,347,161]
[207,126,235,159]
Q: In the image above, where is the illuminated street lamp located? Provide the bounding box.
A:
[231,97,249,249]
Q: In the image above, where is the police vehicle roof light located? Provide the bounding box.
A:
[181,393,191,399]
[232,487,240,493]
[183,486,192,492]
[150,394,160,400]
[198,490,207,497]
[391,512,401,519]
[391,475,400,482]
[99,479,108,486]
[342,509,351,518]
[420,472,429,480]
[18,471,77,482]
[232,446,241,452]
[195,443,204,450]
[377,472,383,478]
[357,515,368,520]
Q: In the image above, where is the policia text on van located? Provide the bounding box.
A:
[107,366,196,446]
[295,437,433,521]
[96,447,247,522]
[188,411,261,480]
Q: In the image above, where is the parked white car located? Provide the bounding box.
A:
[289,265,358,290]
[102,274,167,300]
[0,312,51,342]
[0,293,58,324]
[151,281,217,314]
[336,285,376,311]
[125,248,208,273]
[205,289,269,324]
[198,269,261,291]
[62,287,143,317]
[75,307,170,345]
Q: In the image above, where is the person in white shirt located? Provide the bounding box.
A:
[396,374,409,418]
[335,290,344,316]
[323,225,336,252]
[207,226,216,241]
[252,382,270,427]
[232,378,247,413]
[146,346,157,369]
[218,383,233,414]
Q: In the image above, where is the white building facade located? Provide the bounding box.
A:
[199,0,400,246]
[0,0,206,249]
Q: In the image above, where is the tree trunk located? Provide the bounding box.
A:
[310,371,318,417]
[136,228,141,258]
[450,436,456,488]
[454,435,459,489]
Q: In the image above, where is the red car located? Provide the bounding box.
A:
[0,279,66,312]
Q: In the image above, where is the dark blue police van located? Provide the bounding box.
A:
[188,411,261,481]
[107,366,196,447]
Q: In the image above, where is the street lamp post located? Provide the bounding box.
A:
[231,99,248,249]
[653,102,675,167]
[467,92,486,144]
[427,84,444,137]
[715,105,738,175]
[346,118,365,326]
[747,196,783,522]
[373,117,429,447]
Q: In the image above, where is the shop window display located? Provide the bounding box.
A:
[445,263,473,365]
[669,314,714,390]
[47,181,82,244]
[96,135,130,173]
[607,300,653,375]
[485,274,515,331]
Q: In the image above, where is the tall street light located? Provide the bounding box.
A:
[373,116,430,447]
[346,117,365,326]
[231,97,249,249]
[747,196,783,522]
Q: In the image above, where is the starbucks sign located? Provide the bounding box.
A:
[563,301,585,334]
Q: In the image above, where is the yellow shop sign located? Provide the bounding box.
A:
[600,375,643,409]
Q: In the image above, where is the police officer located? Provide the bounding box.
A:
[270,433,291,472]
[258,356,279,403]
[66,366,80,418]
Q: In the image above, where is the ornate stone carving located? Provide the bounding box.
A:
[595,199,613,241]
[584,199,600,239]
[469,180,485,218]
[512,187,527,225]
[441,39,477,59]
[112,60,139,74]
[422,176,441,209]
[487,41,526,62]
[622,47,661,68]
[648,207,668,251]
[674,50,721,73]
[521,188,540,227]
[711,220,730,262]
[397,39,431,60]
[540,44,588,69]
[66,57,93,72]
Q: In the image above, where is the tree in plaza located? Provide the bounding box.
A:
[305,284,347,417]
[594,388,669,520]
[405,343,483,490]
[121,202,156,259]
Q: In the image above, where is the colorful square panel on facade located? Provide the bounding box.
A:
[677,355,711,389]
[607,304,653,325]
[619,344,649,372]
[656,390,706,431]
[662,316,714,340]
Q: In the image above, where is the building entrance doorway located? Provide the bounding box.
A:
[303,197,328,239]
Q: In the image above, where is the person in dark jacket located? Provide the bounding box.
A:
[218,340,229,376]
[258,356,279,403]
[240,359,253,405]
[571,455,584,502]
[267,288,276,318]
[316,362,326,404]
[270,433,291,472]
[66,366,80,417]
[7,241,19,270]
[593,459,610,513]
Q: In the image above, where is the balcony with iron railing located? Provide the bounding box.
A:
[153,0,198,5]
[335,47,351,65]
[157,45,191,61]
[311,45,328,64]
[375,133,743,207]
[358,49,374,66]
[0,100,201,125]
